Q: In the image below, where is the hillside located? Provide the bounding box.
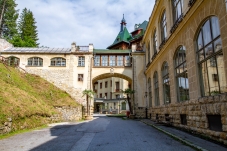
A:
[0,63,80,132]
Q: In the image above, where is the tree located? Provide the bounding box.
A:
[17,8,39,47]
[0,0,19,40]
[82,89,95,117]
[121,88,135,114]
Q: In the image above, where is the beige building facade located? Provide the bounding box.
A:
[143,0,227,144]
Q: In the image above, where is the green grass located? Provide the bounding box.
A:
[0,63,80,135]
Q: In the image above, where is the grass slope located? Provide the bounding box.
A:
[0,63,79,132]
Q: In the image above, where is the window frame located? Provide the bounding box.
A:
[78,56,85,67]
[174,46,189,102]
[153,71,160,106]
[27,57,43,67]
[160,10,167,42]
[50,57,66,67]
[78,74,83,81]
[196,16,225,96]
[162,62,171,104]
[148,78,152,107]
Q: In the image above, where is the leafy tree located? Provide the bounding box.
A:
[0,0,19,40]
[121,88,135,114]
[82,89,95,116]
[17,8,39,47]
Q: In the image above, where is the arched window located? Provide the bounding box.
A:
[172,0,183,23]
[162,62,171,104]
[196,16,226,96]
[175,46,189,101]
[50,57,66,66]
[28,57,43,66]
[153,71,159,106]
[153,29,158,55]
[7,56,20,67]
[147,43,150,63]
[160,10,167,42]
[148,78,152,107]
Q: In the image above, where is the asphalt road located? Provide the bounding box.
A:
[0,114,194,151]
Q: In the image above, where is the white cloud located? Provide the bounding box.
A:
[15,0,155,48]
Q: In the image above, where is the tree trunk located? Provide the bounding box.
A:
[0,0,6,37]
[127,94,132,114]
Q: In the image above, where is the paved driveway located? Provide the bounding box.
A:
[0,115,194,151]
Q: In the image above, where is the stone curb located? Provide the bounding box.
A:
[141,120,208,151]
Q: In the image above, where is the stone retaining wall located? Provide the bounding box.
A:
[149,93,227,145]
[0,106,83,135]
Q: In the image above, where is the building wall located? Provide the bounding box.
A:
[143,0,227,144]
[1,53,91,105]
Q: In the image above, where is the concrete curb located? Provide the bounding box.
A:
[141,120,208,151]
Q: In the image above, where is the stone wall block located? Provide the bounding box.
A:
[223,125,227,132]
[220,132,227,140]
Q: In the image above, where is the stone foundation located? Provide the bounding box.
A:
[149,93,227,145]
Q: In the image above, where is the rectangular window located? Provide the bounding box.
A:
[207,115,222,132]
[114,102,116,109]
[105,93,107,98]
[100,82,102,89]
[78,56,85,66]
[102,55,108,66]
[180,114,187,125]
[94,55,100,66]
[117,56,123,66]
[115,82,120,92]
[111,80,112,87]
[110,92,112,99]
[124,56,131,66]
[78,74,83,81]
[109,55,116,66]
[105,81,108,88]
[100,93,102,98]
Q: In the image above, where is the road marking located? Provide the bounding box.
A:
[70,133,95,151]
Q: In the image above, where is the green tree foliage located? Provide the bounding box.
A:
[121,88,135,114]
[0,0,19,40]
[16,8,39,47]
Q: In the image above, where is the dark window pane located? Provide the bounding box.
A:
[197,31,203,50]
[214,38,222,52]
[205,43,213,58]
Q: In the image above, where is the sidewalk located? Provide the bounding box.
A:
[141,119,227,151]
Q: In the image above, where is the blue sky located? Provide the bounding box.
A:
[16,0,155,48]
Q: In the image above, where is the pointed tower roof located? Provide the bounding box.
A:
[107,15,131,49]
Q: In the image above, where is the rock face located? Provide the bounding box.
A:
[0,106,83,135]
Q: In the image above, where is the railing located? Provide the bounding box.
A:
[170,14,184,34]
[188,0,196,7]
[115,89,120,92]
[75,46,89,52]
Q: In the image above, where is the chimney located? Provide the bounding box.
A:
[71,42,76,52]
[89,43,94,52]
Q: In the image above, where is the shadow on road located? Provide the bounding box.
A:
[29,117,102,151]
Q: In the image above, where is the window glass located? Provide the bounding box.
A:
[153,72,159,106]
[78,56,85,66]
[117,56,123,66]
[148,78,152,107]
[125,56,131,66]
[161,11,167,41]
[175,46,189,101]
[51,57,66,66]
[94,55,100,66]
[202,20,212,46]
[197,16,226,96]
[102,56,108,66]
[153,30,158,54]
[109,56,115,66]
[211,17,220,39]
[162,62,171,104]
[28,57,43,66]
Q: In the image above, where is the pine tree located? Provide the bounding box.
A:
[17,8,39,47]
[0,0,19,40]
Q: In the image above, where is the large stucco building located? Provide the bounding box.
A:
[1,0,227,145]
[143,0,227,144]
